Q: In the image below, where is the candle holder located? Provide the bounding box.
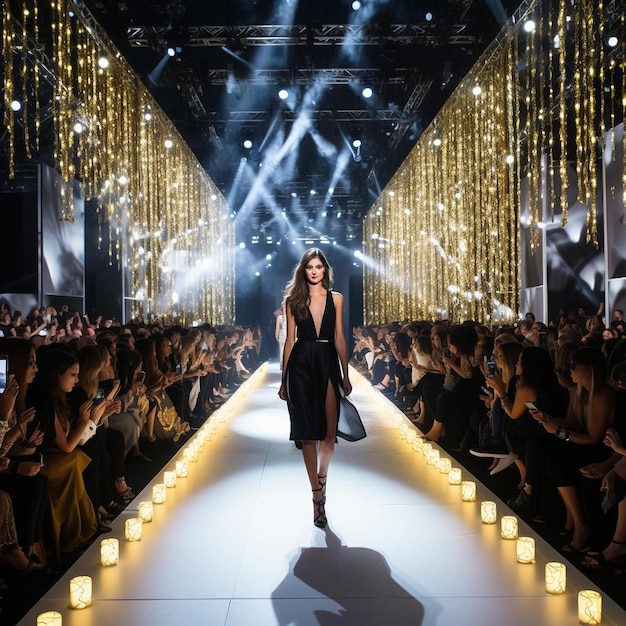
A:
[176,459,188,478]
[461,481,476,502]
[37,611,62,625]
[500,515,518,539]
[426,449,440,466]
[448,467,462,485]
[516,536,535,563]
[125,517,143,541]
[69,575,92,609]
[578,590,602,625]
[480,501,497,524]
[152,483,167,504]
[164,470,177,488]
[545,562,566,594]
[438,457,452,474]
[138,501,153,522]
[412,437,424,452]
[100,538,119,566]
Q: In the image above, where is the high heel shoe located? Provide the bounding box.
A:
[317,474,327,497]
[312,487,327,529]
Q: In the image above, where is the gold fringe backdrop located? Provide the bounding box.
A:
[2,0,235,325]
[363,0,625,326]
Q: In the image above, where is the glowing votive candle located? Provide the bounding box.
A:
[100,538,119,566]
[412,437,424,452]
[176,460,188,478]
[578,590,602,625]
[545,562,566,594]
[407,429,417,444]
[125,517,143,541]
[399,423,409,439]
[152,483,166,504]
[516,536,535,563]
[501,515,518,539]
[69,575,92,609]
[138,501,153,522]
[439,457,452,474]
[37,611,62,626]
[461,481,476,502]
[164,470,177,488]
[426,449,440,466]
[480,501,497,524]
[448,467,462,485]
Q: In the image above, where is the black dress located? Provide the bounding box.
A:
[285,290,342,441]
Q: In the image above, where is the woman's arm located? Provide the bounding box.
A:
[278,304,297,400]
[332,292,352,396]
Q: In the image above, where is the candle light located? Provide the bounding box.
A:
[426,449,440,466]
[176,460,188,478]
[69,575,92,609]
[578,590,602,625]
[448,467,462,485]
[412,437,424,452]
[138,501,153,522]
[100,538,119,566]
[480,501,497,524]
[421,442,433,454]
[164,470,177,488]
[439,457,452,474]
[399,423,409,439]
[37,611,62,626]
[125,517,143,541]
[152,483,167,504]
[516,536,535,563]
[501,515,518,539]
[545,562,566,594]
[461,481,476,502]
[407,429,417,444]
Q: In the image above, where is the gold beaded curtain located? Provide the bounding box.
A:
[363,0,625,326]
[364,25,520,325]
[2,0,235,325]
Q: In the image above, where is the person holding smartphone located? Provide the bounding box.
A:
[0,338,49,566]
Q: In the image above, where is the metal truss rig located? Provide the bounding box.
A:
[127,23,480,48]
[201,108,420,124]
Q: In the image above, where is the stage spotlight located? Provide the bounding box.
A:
[362,86,373,99]
[352,139,362,148]
[73,122,85,134]
[433,137,442,147]
[425,12,433,22]
[167,47,176,57]
[164,138,173,148]
[278,88,289,100]
[472,85,482,96]
[10,100,22,112]
[607,35,619,48]
[98,56,110,69]
[352,1,361,10]
[523,20,536,33]
[241,127,254,149]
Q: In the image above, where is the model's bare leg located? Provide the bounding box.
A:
[318,380,338,483]
[558,485,590,551]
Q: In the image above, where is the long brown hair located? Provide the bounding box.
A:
[284,248,333,323]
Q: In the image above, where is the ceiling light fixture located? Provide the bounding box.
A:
[362,86,373,99]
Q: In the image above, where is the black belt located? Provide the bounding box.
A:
[299,339,332,343]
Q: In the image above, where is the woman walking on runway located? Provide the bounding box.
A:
[278,248,352,528]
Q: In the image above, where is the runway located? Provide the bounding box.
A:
[20,363,624,625]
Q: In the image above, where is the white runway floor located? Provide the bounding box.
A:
[20,364,624,625]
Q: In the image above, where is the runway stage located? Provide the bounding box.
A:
[20,364,624,625]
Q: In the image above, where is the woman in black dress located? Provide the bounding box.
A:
[278,248,352,528]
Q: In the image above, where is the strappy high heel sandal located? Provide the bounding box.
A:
[317,474,327,497]
[312,487,327,529]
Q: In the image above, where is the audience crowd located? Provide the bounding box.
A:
[2,298,626,616]
[0,302,262,602]
[351,306,626,576]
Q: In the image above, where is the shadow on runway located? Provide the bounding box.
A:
[271,526,427,625]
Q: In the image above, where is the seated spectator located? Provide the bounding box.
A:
[27,349,98,562]
[509,347,615,553]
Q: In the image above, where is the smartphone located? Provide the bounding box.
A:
[0,355,8,394]
[175,364,182,374]
[486,360,497,377]
[136,371,146,384]
[443,347,451,358]
[538,332,548,348]
[524,401,537,411]
[95,379,115,403]
[38,328,49,336]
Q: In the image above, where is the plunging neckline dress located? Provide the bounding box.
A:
[285,290,342,440]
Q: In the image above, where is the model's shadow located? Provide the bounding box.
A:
[271,526,425,625]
